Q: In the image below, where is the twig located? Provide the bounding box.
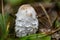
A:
[42,27,60,38]
[50,27,60,35]
[1,0,4,15]
[39,3,52,26]
[35,27,60,39]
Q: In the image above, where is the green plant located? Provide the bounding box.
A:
[5,0,24,5]
[0,13,10,40]
[20,33,51,40]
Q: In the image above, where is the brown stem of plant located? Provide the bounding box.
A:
[43,27,60,38]
[37,27,60,38]
[1,0,4,15]
[39,3,52,26]
[50,27,60,35]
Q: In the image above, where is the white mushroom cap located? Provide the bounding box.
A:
[16,4,37,19]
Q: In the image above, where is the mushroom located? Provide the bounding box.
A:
[15,4,38,37]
